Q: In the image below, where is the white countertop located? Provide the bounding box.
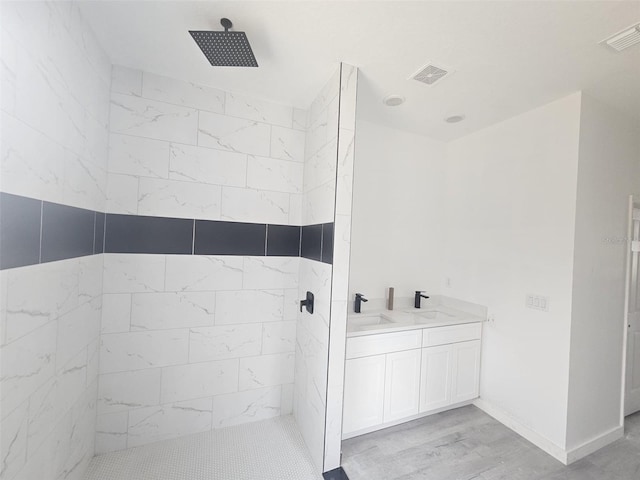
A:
[347,305,485,337]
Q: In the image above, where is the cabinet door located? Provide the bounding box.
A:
[342,355,386,435]
[420,345,453,412]
[383,349,421,422]
[451,340,481,404]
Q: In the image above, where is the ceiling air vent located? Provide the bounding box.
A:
[602,23,640,52]
[409,63,452,86]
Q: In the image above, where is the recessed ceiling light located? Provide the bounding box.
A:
[383,95,405,107]
[445,114,465,123]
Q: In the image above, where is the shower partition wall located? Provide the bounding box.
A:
[294,64,358,473]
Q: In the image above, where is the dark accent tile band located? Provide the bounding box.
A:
[0,193,335,270]
[194,220,266,256]
[105,214,193,255]
[41,202,95,263]
[0,193,41,269]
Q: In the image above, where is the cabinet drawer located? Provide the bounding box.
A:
[346,330,422,359]
[422,323,482,347]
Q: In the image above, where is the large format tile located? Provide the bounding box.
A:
[169,143,246,187]
[224,92,292,128]
[212,386,282,429]
[130,292,215,330]
[164,255,243,292]
[198,111,271,156]
[160,360,239,404]
[108,133,170,179]
[110,93,198,145]
[142,72,224,114]
[98,369,162,415]
[127,398,212,447]
[189,324,262,363]
[137,177,221,220]
[99,330,189,374]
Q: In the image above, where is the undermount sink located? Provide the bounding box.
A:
[348,314,395,330]
[413,310,456,321]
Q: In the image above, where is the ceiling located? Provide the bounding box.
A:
[79,0,640,141]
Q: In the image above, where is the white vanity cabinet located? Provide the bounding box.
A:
[343,321,482,439]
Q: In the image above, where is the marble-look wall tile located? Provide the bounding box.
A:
[137,177,221,220]
[105,173,138,215]
[0,3,110,478]
[0,112,66,206]
[189,324,262,362]
[97,369,161,414]
[0,401,28,479]
[224,93,292,128]
[303,181,337,226]
[262,321,296,354]
[281,383,294,415]
[198,111,271,156]
[1,322,57,418]
[289,194,303,225]
[220,186,289,225]
[214,290,284,325]
[292,108,307,131]
[101,293,131,334]
[95,411,128,454]
[111,65,142,97]
[108,133,170,179]
[160,359,238,404]
[27,349,87,454]
[142,72,225,114]
[130,292,215,331]
[164,255,243,292]
[110,93,198,145]
[212,386,281,429]
[247,156,303,194]
[303,139,338,193]
[55,298,101,369]
[103,254,166,293]
[99,330,189,374]
[169,143,247,187]
[4,260,79,344]
[127,398,212,448]
[270,126,305,163]
[239,352,295,391]
[242,257,299,290]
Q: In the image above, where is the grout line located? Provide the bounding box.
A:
[38,201,44,263]
[192,219,196,255]
[264,224,269,256]
[92,211,97,255]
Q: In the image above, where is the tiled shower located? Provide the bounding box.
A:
[0,2,357,479]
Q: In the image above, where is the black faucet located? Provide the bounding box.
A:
[415,291,429,309]
[355,293,368,313]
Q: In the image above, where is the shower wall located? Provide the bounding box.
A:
[293,64,358,473]
[96,67,306,452]
[294,68,341,471]
[0,2,110,479]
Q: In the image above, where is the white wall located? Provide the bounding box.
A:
[349,120,447,306]
[0,2,110,479]
[97,67,305,452]
[442,93,584,453]
[566,95,640,453]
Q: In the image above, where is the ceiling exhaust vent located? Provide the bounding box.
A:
[409,63,452,86]
[602,23,640,52]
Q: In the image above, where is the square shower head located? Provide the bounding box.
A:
[189,30,258,67]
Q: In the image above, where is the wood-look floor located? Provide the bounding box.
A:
[341,405,640,480]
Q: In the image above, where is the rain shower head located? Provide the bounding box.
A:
[189,18,258,67]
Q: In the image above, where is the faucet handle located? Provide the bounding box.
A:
[355,293,368,301]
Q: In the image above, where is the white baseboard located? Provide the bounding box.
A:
[473,399,624,465]
[473,399,569,464]
[565,425,623,464]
